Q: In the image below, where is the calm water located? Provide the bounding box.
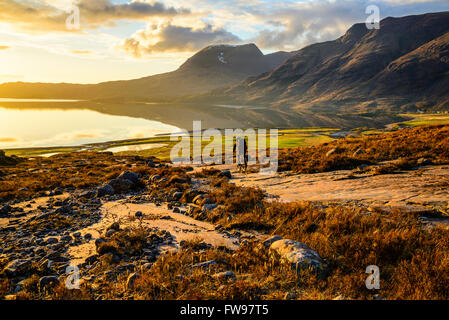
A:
[0,104,180,149]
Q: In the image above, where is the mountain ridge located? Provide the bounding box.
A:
[196,11,449,112]
[0,44,296,101]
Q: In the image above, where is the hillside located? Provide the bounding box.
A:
[0,44,295,101]
[198,12,449,112]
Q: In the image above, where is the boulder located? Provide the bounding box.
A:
[0,204,12,216]
[269,239,327,273]
[109,178,133,193]
[39,276,59,292]
[118,171,140,185]
[218,170,232,179]
[0,150,18,165]
[172,192,183,201]
[2,259,32,277]
[202,203,218,212]
[262,235,283,248]
[97,184,115,197]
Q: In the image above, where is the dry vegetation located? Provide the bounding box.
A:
[2,125,449,300]
[0,152,156,202]
[279,125,449,173]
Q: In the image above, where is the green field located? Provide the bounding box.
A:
[396,113,449,127]
[5,114,449,159]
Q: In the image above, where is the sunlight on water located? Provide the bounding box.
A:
[0,106,180,149]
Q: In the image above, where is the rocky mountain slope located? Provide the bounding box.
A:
[199,12,449,112]
[0,44,295,101]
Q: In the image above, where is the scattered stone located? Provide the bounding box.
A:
[147,159,155,167]
[353,148,364,157]
[172,192,183,201]
[85,254,98,265]
[97,184,115,197]
[118,171,140,184]
[173,207,181,214]
[126,272,140,290]
[326,148,340,157]
[45,237,59,245]
[262,235,283,247]
[109,178,133,193]
[107,222,120,232]
[203,203,218,212]
[417,158,432,166]
[0,204,12,216]
[213,271,236,281]
[2,259,31,277]
[269,239,327,273]
[218,170,232,179]
[39,276,59,292]
[135,211,143,218]
[141,263,153,271]
[284,292,297,300]
[192,260,217,270]
[84,233,92,240]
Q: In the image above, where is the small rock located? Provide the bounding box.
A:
[0,204,12,216]
[213,271,236,281]
[353,148,364,157]
[97,184,115,197]
[218,170,232,179]
[126,272,140,290]
[142,263,153,271]
[45,237,59,245]
[203,203,218,211]
[192,260,217,270]
[284,292,297,300]
[107,222,120,232]
[326,148,339,157]
[118,171,140,184]
[172,192,183,201]
[2,259,31,277]
[135,211,143,218]
[262,235,283,247]
[39,276,59,292]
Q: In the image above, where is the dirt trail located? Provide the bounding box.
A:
[69,164,449,264]
[68,201,245,265]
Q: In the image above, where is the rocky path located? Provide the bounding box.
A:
[68,201,248,265]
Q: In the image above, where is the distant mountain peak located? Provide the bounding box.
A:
[179,43,265,72]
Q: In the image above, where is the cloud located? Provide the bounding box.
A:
[0,0,189,32]
[223,0,449,50]
[70,50,91,55]
[0,137,17,143]
[119,22,241,57]
[0,46,11,50]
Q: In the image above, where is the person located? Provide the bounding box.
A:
[233,137,248,173]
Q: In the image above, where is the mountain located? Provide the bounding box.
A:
[0,44,295,101]
[199,12,449,112]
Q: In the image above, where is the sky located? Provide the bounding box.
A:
[0,0,448,84]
